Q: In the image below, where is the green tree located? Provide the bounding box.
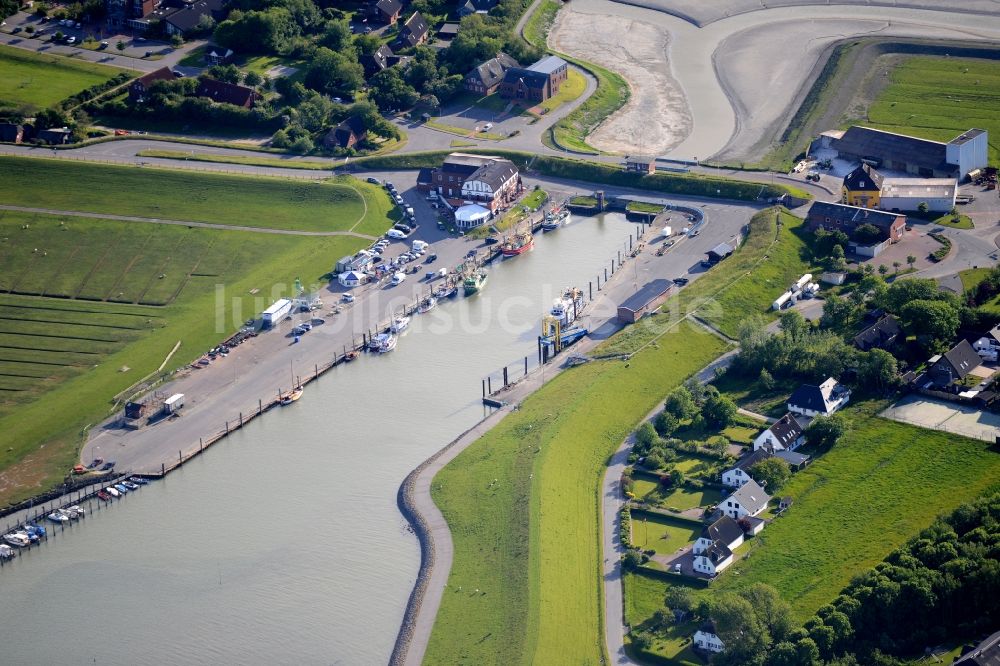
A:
[654,411,678,437]
[795,637,820,665]
[853,223,883,245]
[900,299,959,353]
[917,201,929,214]
[828,243,847,272]
[878,264,888,277]
[214,8,300,55]
[779,310,807,340]
[622,549,643,570]
[644,451,665,470]
[668,469,683,486]
[758,368,775,391]
[665,585,695,612]
[243,70,263,88]
[711,593,770,666]
[304,46,364,96]
[881,278,943,313]
[320,18,352,50]
[858,348,898,393]
[635,422,659,454]
[664,386,697,420]
[804,413,847,450]
[702,394,737,429]
[749,457,791,492]
[367,67,418,112]
[906,254,917,269]
[892,261,901,274]
[820,294,858,333]
[740,583,793,643]
[170,33,184,47]
[207,63,242,84]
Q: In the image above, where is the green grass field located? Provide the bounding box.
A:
[630,511,700,555]
[534,68,586,115]
[600,208,812,356]
[426,322,728,664]
[709,405,1000,620]
[136,149,333,171]
[863,56,1000,166]
[0,156,396,234]
[0,157,394,506]
[624,573,701,665]
[627,201,665,214]
[0,43,122,110]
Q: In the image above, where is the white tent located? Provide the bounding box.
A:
[454,204,491,229]
[338,271,368,288]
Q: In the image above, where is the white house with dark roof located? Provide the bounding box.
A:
[721,449,771,488]
[721,479,769,520]
[787,378,850,418]
[694,623,725,653]
[753,413,805,452]
[693,515,743,576]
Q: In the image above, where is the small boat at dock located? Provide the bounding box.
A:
[369,332,398,354]
[391,316,411,333]
[105,486,120,498]
[0,544,15,559]
[551,287,586,326]
[280,386,304,405]
[464,271,488,296]
[542,208,571,231]
[4,533,30,548]
[417,297,437,314]
[47,512,69,524]
[433,282,458,299]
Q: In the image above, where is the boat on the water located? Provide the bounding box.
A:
[433,282,458,299]
[542,208,571,230]
[115,484,130,494]
[390,316,411,333]
[65,505,86,517]
[501,230,534,257]
[343,350,359,362]
[464,271,488,296]
[280,386,304,405]
[417,297,437,314]
[105,486,120,498]
[47,512,68,524]
[3,533,30,548]
[24,524,45,538]
[129,476,149,485]
[0,543,15,559]
[550,287,586,326]
[369,332,398,354]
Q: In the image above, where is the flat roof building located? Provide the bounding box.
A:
[617,279,673,324]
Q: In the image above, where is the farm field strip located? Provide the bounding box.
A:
[0,157,395,234]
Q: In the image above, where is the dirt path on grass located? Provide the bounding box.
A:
[548,1,692,156]
[0,205,377,239]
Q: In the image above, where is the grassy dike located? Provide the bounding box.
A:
[349,150,809,202]
[424,322,728,664]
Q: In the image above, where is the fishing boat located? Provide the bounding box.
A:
[0,544,15,559]
[47,512,68,524]
[4,533,30,548]
[390,316,411,333]
[463,271,488,296]
[550,287,587,326]
[433,282,458,300]
[542,208,571,231]
[369,332,398,354]
[343,350,359,362]
[280,386,304,405]
[417,297,437,314]
[501,230,534,257]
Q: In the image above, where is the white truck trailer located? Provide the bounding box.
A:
[262,298,293,328]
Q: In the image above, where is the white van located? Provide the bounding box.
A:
[411,240,429,253]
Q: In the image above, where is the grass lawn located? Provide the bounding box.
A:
[0,42,122,110]
[707,404,1000,621]
[530,68,586,116]
[136,149,333,170]
[0,156,396,234]
[659,485,722,512]
[958,268,1000,314]
[862,56,1000,166]
[630,511,700,555]
[713,373,799,419]
[929,212,974,230]
[624,572,702,665]
[426,322,728,664]
[177,45,206,67]
[599,208,813,356]
[570,195,598,206]
[522,0,560,49]
[627,201,665,214]
[472,188,548,238]
[424,119,505,141]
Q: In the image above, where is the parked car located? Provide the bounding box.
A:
[100,461,116,471]
[672,277,689,286]
[343,292,355,303]
[65,35,76,44]
[366,177,380,184]
[99,40,109,48]
[386,229,406,240]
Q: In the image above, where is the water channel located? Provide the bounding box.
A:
[0,212,638,665]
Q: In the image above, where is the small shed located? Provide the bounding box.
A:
[617,279,673,324]
[706,243,734,263]
[623,155,656,174]
[338,271,368,288]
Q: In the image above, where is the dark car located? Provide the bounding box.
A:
[366,177,380,184]
[673,277,689,286]
[100,461,116,471]
[424,253,438,263]
[87,458,103,469]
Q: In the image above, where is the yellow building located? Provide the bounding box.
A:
[841,164,881,208]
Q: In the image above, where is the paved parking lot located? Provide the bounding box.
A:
[881,394,1000,442]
